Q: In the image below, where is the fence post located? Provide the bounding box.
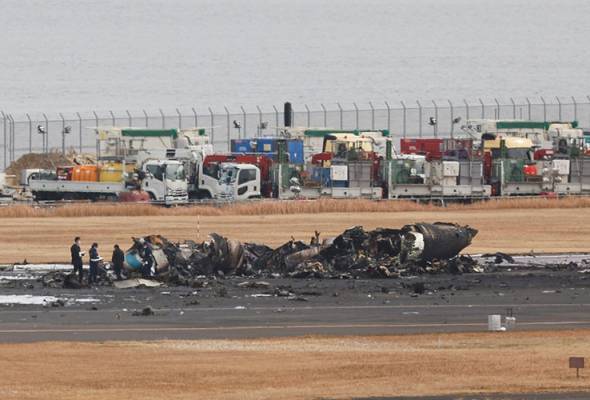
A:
[321,104,328,128]
[59,113,66,155]
[7,115,14,162]
[4,115,9,163]
[494,98,500,119]
[526,97,531,120]
[400,101,407,138]
[224,106,231,151]
[369,101,375,130]
[272,105,279,135]
[510,98,516,119]
[572,96,577,122]
[448,99,454,139]
[126,110,132,127]
[256,106,262,137]
[478,98,484,119]
[555,96,562,121]
[43,113,49,153]
[587,96,590,126]
[192,107,198,128]
[1,111,6,169]
[208,107,215,142]
[159,109,165,129]
[109,110,116,126]
[12,115,17,161]
[4,113,9,163]
[304,104,311,128]
[142,109,148,127]
[336,103,342,129]
[26,113,32,153]
[463,99,470,121]
[240,106,246,139]
[176,108,182,130]
[353,102,359,129]
[540,96,546,122]
[432,100,438,137]
[12,115,16,161]
[76,112,82,153]
[416,100,423,138]
[7,114,13,163]
[384,101,391,133]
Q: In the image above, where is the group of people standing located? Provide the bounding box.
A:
[70,237,149,285]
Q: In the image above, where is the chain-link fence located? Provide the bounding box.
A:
[2,97,590,171]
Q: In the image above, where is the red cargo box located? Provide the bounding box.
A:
[400,138,444,159]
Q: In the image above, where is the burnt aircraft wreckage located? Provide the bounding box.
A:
[41,222,479,289]
[121,222,479,283]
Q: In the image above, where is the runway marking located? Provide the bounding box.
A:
[0,320,589,334]
[0,302,588,314]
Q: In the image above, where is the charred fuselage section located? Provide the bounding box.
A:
[123,222,478,283]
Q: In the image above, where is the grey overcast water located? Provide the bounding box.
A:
[0,0,589,113]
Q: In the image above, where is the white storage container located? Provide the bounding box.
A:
[488,314,502,331]
[330,165,348,181]
[442,161,460,177]
[552,159,570,175]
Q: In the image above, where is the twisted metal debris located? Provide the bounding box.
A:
[126,222,479,285]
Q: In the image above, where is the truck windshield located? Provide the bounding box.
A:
[165,164,186,181]
[219,166,239,185]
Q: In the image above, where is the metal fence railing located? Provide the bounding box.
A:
[2,96,590,171]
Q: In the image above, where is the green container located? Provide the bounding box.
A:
[503,160,525,183]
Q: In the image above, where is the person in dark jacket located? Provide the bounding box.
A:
[141,242,154,278]
[70,237,84,283]
[88,243,101,285]
[111,244,125,281]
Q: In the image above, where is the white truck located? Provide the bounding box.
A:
[96,127,261,201]
[215,162,261,201]
[29,159,188,205]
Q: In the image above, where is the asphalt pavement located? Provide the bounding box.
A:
[0,268,589,342]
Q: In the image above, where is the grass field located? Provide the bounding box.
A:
[1,330,588,400]
[1,197,589,218]
[1,208,589,263]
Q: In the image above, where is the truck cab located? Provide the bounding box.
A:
[548,123,584,156]
[482,136,538,195]
[140,160,188,205]
[463,119,584,156]
[280,128,391,162]
[312,133,376,166]
[215,163,261,201]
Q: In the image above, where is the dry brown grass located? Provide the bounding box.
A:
[0,208,588,263]
[0,330,589,399]
[1,196,590,218]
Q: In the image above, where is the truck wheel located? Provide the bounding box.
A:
[197,190,212,199]
[62,193,77,201]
